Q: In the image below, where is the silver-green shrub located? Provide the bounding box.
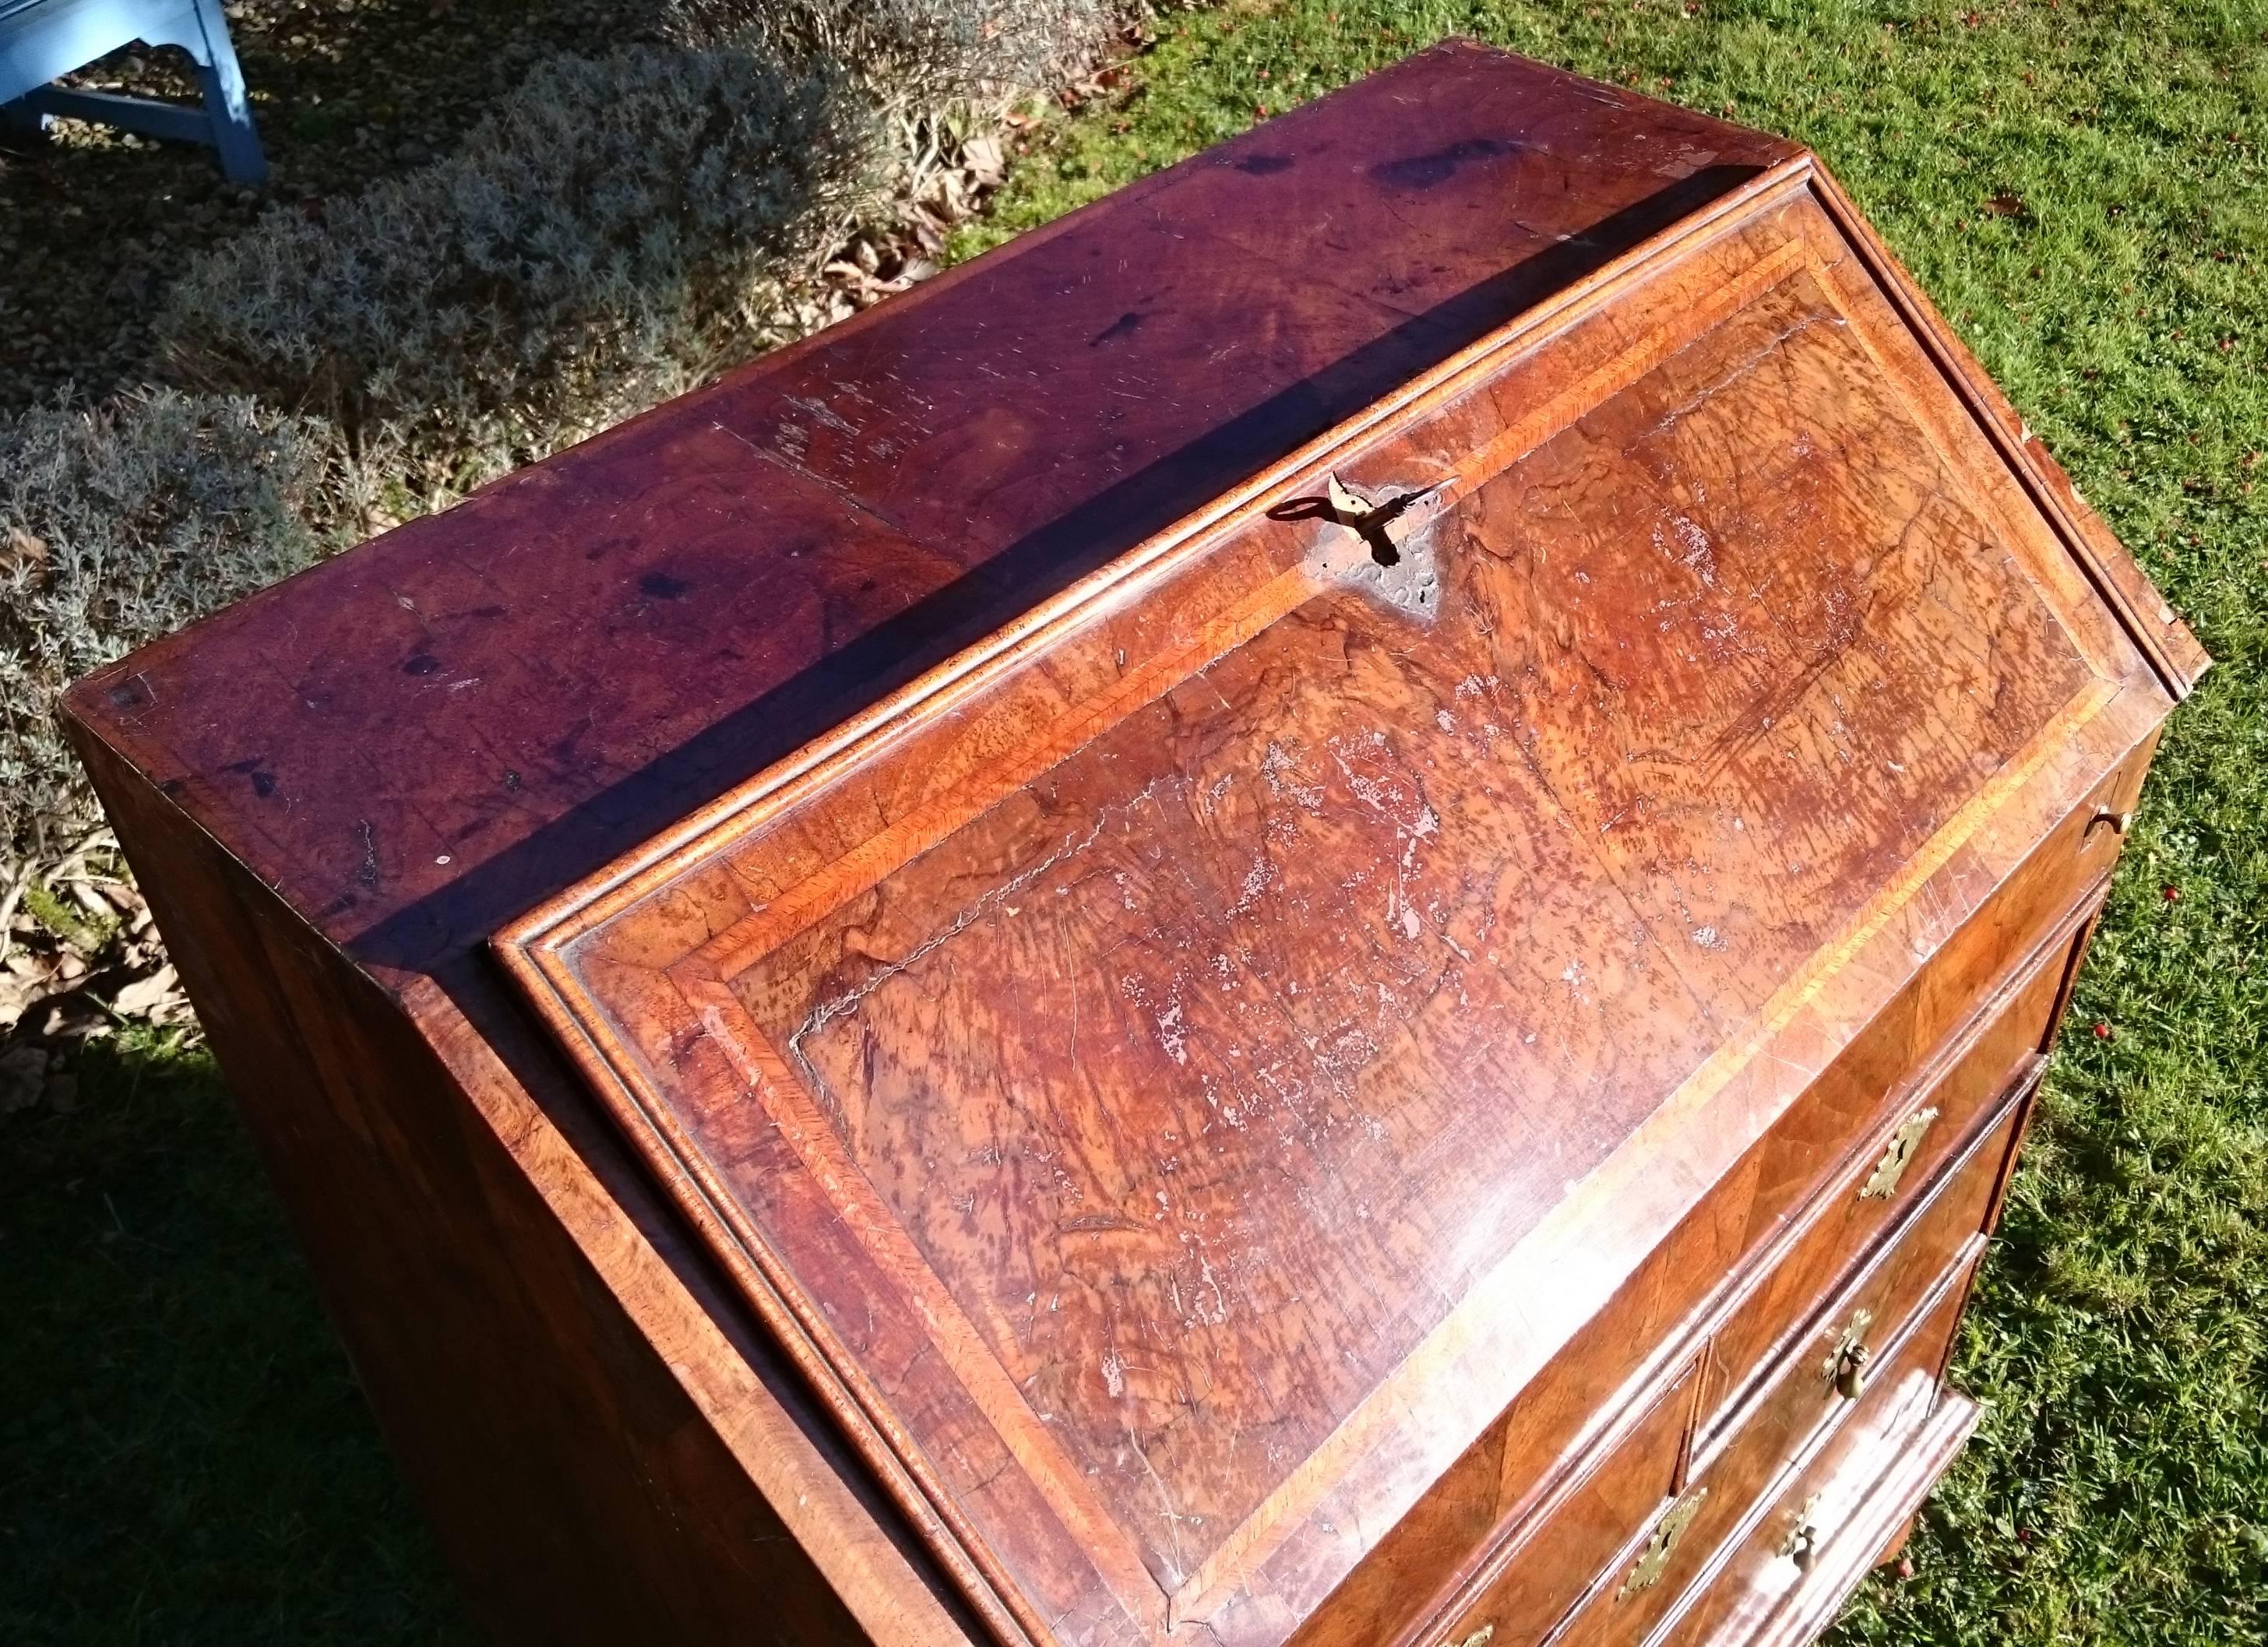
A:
[0,392,350,857]
[664,0,1125,104]
[157,48,875,497]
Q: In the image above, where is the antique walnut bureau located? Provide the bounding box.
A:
[65,40,2206,1647]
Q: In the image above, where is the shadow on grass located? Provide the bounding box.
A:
[0,1029,471,1646]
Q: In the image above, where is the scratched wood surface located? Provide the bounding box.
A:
[64,40,2203,1647]
[501,99,2189,1647]
[666,258,2084,1585]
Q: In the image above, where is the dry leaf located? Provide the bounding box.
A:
[963,135,1006,186]
[3,526,48,578]
[111,963,182,1022]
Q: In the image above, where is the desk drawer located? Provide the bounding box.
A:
[1699,941,2062,1438]
[1648,1249,1983,1647]
[1416,1357,1700,1647]
[1537,1072,2026,1647]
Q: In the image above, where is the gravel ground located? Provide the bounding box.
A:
[0,0,667,414]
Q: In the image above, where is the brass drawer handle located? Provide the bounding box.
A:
[1618,1487,1708,1600]
[1859,1105,1939,1201]
[1822,1308,1873,1401]
[1780,1494,1824,1572]
[2086,807,2134,842]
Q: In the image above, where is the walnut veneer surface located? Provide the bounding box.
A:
[64,40,2203,1647]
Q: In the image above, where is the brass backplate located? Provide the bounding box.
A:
[1860,1106,1940,1200]
[1618,1488,1709,1600]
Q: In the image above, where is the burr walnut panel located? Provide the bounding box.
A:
[678,257,2090,1592]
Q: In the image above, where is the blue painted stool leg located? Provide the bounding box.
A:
[0,0,268,180]
[184,0,263,183]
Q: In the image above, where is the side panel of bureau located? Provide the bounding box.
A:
[67,736,964,1647]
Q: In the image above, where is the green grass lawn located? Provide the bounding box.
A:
[0,1027,475,1646]
[5,2,2263,1642]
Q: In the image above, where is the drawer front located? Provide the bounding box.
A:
[1690,1075,2025,1532]
[1538,1076,2027,1647]
[1698,931,2069,1434]
[1647,1249,1983,1647]
[1416,1357,1699,1647]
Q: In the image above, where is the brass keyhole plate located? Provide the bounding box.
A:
[1860,1106,1939,1200]
[1618,1488,1709,1600]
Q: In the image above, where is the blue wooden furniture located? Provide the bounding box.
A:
[1,0,266,182]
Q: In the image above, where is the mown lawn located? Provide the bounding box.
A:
[0,1026,475,1645]
[5,3,2262,1644]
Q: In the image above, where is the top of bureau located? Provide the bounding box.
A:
[67,39,1794,979]
[67,39,2203,1647]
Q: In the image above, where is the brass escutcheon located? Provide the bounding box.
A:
[1445,1628,1494,1647]
[1860,1106,1939,1201]
[1618,1488,1709,1600]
